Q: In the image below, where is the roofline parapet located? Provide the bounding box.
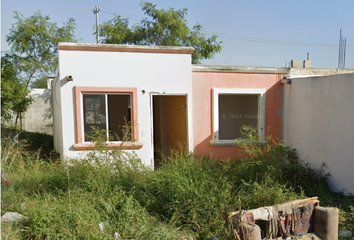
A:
[58,42,195,54]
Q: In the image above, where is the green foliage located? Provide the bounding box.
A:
[1,127,353,239]
[2,11,76,124]
[30,76,49,88]
[1,54,32,122]
[340,205,354,232]
[99,2,222,64]
[1,127,56,160]
[145,154,233,239]
[6,11,76,87]
[99,15,133,44]
[1,132,185,239]
[234,125,332,198]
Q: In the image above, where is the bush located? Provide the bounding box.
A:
[1,131,186,239]
[145,153,233,239]
[2,126,353,239]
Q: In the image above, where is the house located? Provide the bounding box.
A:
[53,42,353,194]
[53,43,194,167]
[54,42,291,165]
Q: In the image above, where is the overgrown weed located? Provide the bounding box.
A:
[1,126,353,239]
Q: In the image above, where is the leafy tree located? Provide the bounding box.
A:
[31,76,50,88]
[1,54,32,122]
[99,2,222,64]
[6,11,76,88]
[3,11,76,125]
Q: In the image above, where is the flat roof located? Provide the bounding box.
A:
[192,64,288,74]
[58,42,195,54]
[192,64,354,75]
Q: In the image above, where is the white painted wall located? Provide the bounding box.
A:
[52,76,64,155]
[283,73,354,194]
[55,43,193,167]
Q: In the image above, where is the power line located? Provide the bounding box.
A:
[99,6,353,48]
[3,7,352,48]
[201,30,353,48]
[100,6,144,21]
[1,8,91,14]
[100,10,142,23]
[99,9,142,26]
[98,6,354,48]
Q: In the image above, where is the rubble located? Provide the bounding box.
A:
[1,212,27,222]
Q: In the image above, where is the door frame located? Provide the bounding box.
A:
[150,92,189,168]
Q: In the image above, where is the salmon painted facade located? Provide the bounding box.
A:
[192,65,286,159]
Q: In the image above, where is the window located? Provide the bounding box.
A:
[73,87,142,150]
[211,88,265,146]
[83,94,132,142]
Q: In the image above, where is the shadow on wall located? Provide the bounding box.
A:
[27,75,71,134]
[44,95,53,129]
[19,89,54,135]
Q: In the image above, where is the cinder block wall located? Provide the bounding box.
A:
[22,89,53,135]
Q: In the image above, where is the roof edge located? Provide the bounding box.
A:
[288,67,354,76]
[192,64,354,75]
[58,42,195,54]
[192,64,289,74]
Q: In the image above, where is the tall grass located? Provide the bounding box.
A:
[1,130,184,239]
[1,127,353,239]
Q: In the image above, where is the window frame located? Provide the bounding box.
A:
[211,88,266,146]
[73,86,142,150]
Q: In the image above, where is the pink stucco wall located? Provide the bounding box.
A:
[192,70,284,159]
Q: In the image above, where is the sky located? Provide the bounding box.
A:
[1,0,353,68]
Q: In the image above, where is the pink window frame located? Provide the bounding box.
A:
[73,86,142,150]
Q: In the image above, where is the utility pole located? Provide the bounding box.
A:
[338,29,347,69]
[93,6,100,44]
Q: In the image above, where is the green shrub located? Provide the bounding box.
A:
[1,131,185,239]
[144,153,233,239]
[2,126,353,239]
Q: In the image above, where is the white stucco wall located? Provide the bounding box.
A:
[55,43,193,167]
[283,73,354,194]
[52,76,64,155]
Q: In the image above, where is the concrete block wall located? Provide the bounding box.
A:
[22,89,53,135]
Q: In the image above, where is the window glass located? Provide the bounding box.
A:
[83,93,132,142]
[83,94,106,141]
